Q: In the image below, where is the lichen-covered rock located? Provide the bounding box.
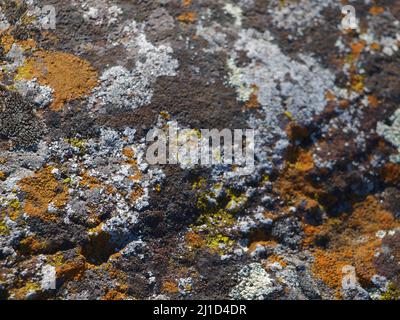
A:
[0,0,400,301]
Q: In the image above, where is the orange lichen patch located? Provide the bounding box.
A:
[338,99,350,109]
[381,163,400,186]
[244,85,260,110]
[308,196,400,294]
[18,38,36,51]
[369,6,385,16]
[350,73,365,93]
[162,280,179,294]
[79,171,103,190]
[182,0,192,7]
[249,241,277,253]
[101,289,128,300]
[313,240,380,297]
[0,171,5,181]
[267,255,287,268]
[185,231,205,249]
[294,150,314,172]
[18,236,48,255]
[1,34,15,53]
[129,185,144,204]
[177,12,197,23]
[370,42,381,51]
[303,224,319,247]
[56,255,87,281]
[105,184,118,196]
[350,41,366,60]
[312,249,352,292]
[18,167,68,221]
[122,147,135,159]
[108,251,123,263]
[248,227,277,252]
[17,51,98,110]
[160,111,171,120]
[367,95,379,107]
[325,91,336,102]
[275,157,321,206]
[346,62,365,93]
[122,147,142,181]
[127,160,142,181]
[245,92,260,110]
[154,184,161,192]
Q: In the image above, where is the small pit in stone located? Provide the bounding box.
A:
[81,231,118,266]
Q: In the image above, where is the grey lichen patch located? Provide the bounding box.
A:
[230,29,336,125]
[0,10,10,31]
[89,20,178,111]
[377,109,400,163]
[230,263,280,300]
[81,0,123,26]
[0,87,45,148]
[14,79,53,108]
[268,0,338,38]
[227,28,337,173]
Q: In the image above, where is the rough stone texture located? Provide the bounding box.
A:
[0,0,400,300]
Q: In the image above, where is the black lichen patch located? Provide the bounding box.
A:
[0,87,45,148]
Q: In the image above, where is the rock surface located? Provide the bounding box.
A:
[0,0,399,300]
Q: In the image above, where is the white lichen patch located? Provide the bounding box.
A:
[89,20,178,110]
[0,11,10,31]
[80,0,123,26]
[268,0,338,37]
[195,22,228,53]
[228,29,336,172]
[230,263,279,300]
[3,44,25,72]
[224,3,243,27]
[41,264,56,291]
[14,79,54,108]
[232,29,335,124]
[362,8,400,56]
[50,128,165,243]
[377,109,400,163]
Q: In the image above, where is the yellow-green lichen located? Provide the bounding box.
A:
[65,138,87,153]
[190,209,236,254]
[225,189,247,212]
[189,181,249,254]
[11,281,41,300]
[0,217,10,235]
[380,283,400,300]
[48,253,64,268]
[5,198,21,221]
